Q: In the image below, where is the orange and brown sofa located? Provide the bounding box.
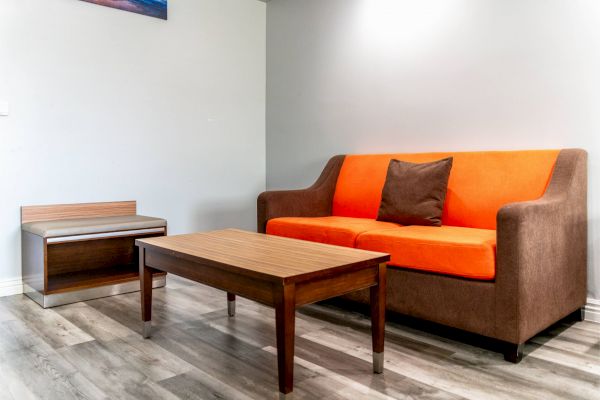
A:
[258,149,587,362]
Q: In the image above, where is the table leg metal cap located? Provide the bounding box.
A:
[228,300,236,317]
[143,321,152,338]
[373,352,384,374]
[279,392,293,400]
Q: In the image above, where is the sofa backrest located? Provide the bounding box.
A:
[332,150,559,230]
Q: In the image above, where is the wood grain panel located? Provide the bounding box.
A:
[295,267,378,306]
[47,267,165,295]
[145,250,276,306]
[137,229,389,284]
[21,201,136,224]
[44,232,165,295]
[47,236,139,276]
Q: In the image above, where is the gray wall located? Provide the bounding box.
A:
[266,0,600,300]
[0,0,266,288]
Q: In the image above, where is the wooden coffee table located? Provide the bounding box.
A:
[135,229,389,399]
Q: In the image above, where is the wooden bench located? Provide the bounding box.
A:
[21,201,167,308]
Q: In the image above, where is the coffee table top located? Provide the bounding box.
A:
[136,229,389,283]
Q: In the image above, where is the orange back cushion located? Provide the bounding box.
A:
[332,150,559,229]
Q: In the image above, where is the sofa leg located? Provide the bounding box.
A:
[570,307,585,322]
[504,343,524,363]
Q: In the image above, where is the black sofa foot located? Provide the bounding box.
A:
[504,343,524,363]
[570,307,585,322]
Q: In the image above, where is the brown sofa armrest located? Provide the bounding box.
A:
[495,149,587,344]
[257,155,345,233]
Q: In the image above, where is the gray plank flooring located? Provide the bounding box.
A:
[0,276,598,400]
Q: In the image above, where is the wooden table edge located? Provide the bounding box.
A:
[135,239,390,285]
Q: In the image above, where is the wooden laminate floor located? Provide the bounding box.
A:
[0,276,598,400]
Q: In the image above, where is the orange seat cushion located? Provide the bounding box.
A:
[266,216,400,247]
[332,150,559,229]
[356,226,497,280]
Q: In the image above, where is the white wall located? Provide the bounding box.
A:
[0,0,266,287]
[266,0,600,299]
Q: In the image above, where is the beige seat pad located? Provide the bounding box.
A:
[22,215,166,238]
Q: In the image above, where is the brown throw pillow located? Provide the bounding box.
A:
[377,157,453,226]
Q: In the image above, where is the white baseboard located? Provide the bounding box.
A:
[0,278,23,297]
[586,298,600,323]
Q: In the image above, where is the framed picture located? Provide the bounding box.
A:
[81,0,168,20]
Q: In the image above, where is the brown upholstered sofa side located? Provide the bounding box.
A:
[257,155,345,233]
[495,149,588,345]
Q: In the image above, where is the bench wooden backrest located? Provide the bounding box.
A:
[21,201,137,224]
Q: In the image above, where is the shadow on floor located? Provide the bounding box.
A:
[300,298,581,361]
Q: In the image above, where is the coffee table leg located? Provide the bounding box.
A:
[140,247,153,339]
[227,292,236,317]
[371,262,387,374]
[275,284,296,399]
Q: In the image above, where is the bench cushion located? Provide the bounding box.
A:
[356,225,497,280]
[22,215,166,238]
[266,216,400,247]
